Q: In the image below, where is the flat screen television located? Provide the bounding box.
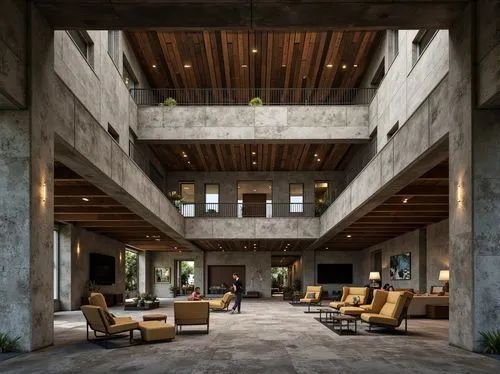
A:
[317,264,353,284]
[89,253,116,285]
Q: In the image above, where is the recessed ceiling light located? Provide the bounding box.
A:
[241,64,248,68]
[155,238,160,241]
[253,189,257,192]
[251,48,258,53]
[281,64,286,67]
[184,64,192,68]
[302,75,307,79]
[183,154,188,158]
[187,161,191,164]
[353,64,358,68]
[342,64,347,70]
[152,64,157,68]
[403,198,408,203]
[314,153,318,157]
[325,247,328,250]
[146,235,149,238]
[326,63,333,68]
[284,249,287,252]
[82,197,89,202]
[252,161,257,165]
[346,234,352,238]
[251,151,256,155]
[244,246,247,249]
[174,246,177,249]
[317,158,321,162]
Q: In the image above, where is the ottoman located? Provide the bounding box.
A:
[143,313,167,323]
[139,321,176,342]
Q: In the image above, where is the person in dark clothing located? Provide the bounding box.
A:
[230,273,243,314]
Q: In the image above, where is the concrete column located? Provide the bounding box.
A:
[138,251,148,294]
[0,5,55,351]
[302,250,315,289]
[449,2,500,351]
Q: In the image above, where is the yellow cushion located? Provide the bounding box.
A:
[360,313,398,326]
[102,310,116,325]
[305,292,316,299]
[88,293,109,313]
[107,320,139,334]
[370,290,389,313]
[139,321,175,342]
[339,306,365,316]
[330,301,345,309]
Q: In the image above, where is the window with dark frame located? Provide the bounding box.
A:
[68,30,94,68]
[387,121,399,140]
[289,183,304,213]
[370,58,385,88]
[412,29,438,65]
[123,54,138,90]
[205,184,219,213]
[107,123,120,143]
[107,30,120,66]
[180,182,195,217]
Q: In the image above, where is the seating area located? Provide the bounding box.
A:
[330,287,369,310]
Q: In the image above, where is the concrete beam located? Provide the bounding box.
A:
[185,218,319,240]
[317,76,451,247]
[137,106,370,143]
[33,0,467,29]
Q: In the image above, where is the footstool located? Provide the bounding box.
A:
[143,313,167,323]
[139,321,175,342]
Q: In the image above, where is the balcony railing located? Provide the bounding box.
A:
[177,202,321,218]
[131,88,376,106]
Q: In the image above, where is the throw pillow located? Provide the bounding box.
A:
[305,292,316,299]
[102,310,116,325]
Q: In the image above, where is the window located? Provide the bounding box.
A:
[125,249,139,292]
[412,29,438,65]
[53,228,59,300]
[68,30,94,68]
[149,162,164,190]
[370,58,385,88]
[290,183,304,213]
[108,123,120,143]
[387,121,399,140]
[180,182,195,217]
[393,30,399,57]
[107,30,120,66]
[123,55,138,90]
[205,184,219,213]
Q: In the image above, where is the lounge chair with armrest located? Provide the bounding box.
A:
[88,292,133,323]
[208,292,234,311]
[299,286,323,312]
[329,287,369,310]
[340,289,388,316]
[360,291,414,333]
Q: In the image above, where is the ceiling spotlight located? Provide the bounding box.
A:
[317,158,321,162]
[251,151,256,155]
[284,249,287,252]
[152,64,157,68]
[82,197,89,202]
[314,153,318,157]
[281,64,286,67]
[187,161,191,164]
[252,161,257,165]
[146,235,149,238]
[342,64,347,70]
[183,64,192,68]
[251,48,258,53]
[325,247,328,250]
[241,64,248,68]
[244,246,247,249]
[353,64,358,68]
[403,198,409,203]
[174,246,177,250]
[155,238,160,241]
[326,63,333,68]
[302,75,307,80]
[253,189,257,192]
[346,234,352,238]
[183,154,188,158]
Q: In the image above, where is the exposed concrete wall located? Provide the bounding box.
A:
[368,30,449,152]
[186,218,318,240]
[314,251,365,295]
[206,251,272,298]
[320,76,450,240]
[426,219,449,290]
[166,170,344,205]
[0,0,27,107]
[59,224,126,310]
[343,136,377,186]
[150,251,204,297]
[137,105,370,142]
[138,251,153,294]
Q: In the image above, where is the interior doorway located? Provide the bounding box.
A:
[237,181,272,217]
[175,260,195,295]
[271,267,289,295]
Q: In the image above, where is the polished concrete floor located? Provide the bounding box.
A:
[1,298,499,374]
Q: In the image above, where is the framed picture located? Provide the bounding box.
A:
[390,252,411,280]
[154,267,171,283]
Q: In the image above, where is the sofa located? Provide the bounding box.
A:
[174,301,210,333]
[407,295,449,317]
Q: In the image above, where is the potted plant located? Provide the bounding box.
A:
[0,332,20,353]
[170,285,180,297]
[167,191,184,210]
[248,97,263,106]
[160,97,177,106]
[479,330,500,356]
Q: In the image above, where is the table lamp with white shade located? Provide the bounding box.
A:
[439,270,449,293]
[369,271,381,288]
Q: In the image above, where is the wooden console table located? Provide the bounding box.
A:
[426,304,449,319]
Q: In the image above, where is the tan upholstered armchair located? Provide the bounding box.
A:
[208,292,234,311]
[329,287,369,310]
[81,305,140,348]
[88,292,132,324]
[360,291,414,332]
[340,289,388,316]
[299,286,323,312]
[174,301,210,334]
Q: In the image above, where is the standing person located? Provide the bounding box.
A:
[230,273,243,314]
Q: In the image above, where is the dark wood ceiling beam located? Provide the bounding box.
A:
[372,205,449,213]
[395,186,449,196]
[54,207,134,214]
[54,197,121,207]
[55,213,144,221]
[54,186,106,197]
[77,221,154,228]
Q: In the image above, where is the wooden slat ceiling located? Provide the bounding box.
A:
[150,143,353,172]
[127,30,381,90]
[54,163,186,252]
[319,161,449,251]
[192,240,315,252]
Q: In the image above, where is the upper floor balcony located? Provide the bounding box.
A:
[133,88,376,143]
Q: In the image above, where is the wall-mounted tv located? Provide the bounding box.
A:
[89,253,116,285]
[317,264,353,284]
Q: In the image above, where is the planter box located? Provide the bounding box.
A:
[124,301,160,310]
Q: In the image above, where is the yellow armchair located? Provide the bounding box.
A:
[340,289,388,316]
[299,286,323,312]
[88,292,133,324]
[208,292,234,311]
[329,287,369,310]
[360,291,414,332]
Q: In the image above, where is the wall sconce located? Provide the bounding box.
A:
[119,252,122,263]
[41,182,47,203]
[457,182,464,204]
[76,241,81,257]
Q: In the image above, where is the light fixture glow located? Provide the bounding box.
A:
[457,182,464,204]
[76,241,81,257]
[403,198,408,203]
[241,64,248,68]
[353,64,358,68]
[183,154,188,158]
[325,247,328,250]
[152,64,157,68]
[342,64,347,69]
[155,238,160,242]
[183,64,192,68]
[41,182,47,203]
[284,249,287,252]
[314,153,318,157]
[251,151,256,155]
[281,64,286,67]
[251,48,258,53]
[252,161,257,165]
[82,197,89,202]
[187,161,191,164]
[326,63,333,68]
[346,234,352,238]
[317,158,321,162]
[244,246,247,249]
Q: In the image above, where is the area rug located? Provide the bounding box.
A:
[313,317,421,337]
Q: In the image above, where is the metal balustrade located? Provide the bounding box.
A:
[130,87,376,106]
[176,202,321,218]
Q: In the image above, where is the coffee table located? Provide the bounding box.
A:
[331,314,358,334]
[318,308,338,323]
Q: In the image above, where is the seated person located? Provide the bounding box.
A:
[187,287,203,301]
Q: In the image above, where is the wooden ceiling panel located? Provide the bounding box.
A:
[151,143,352,172]
[127,30,381,92]
[192,239,315,252]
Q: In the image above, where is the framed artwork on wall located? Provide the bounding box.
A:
[390,252,411,280]
[154,267,171,283]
